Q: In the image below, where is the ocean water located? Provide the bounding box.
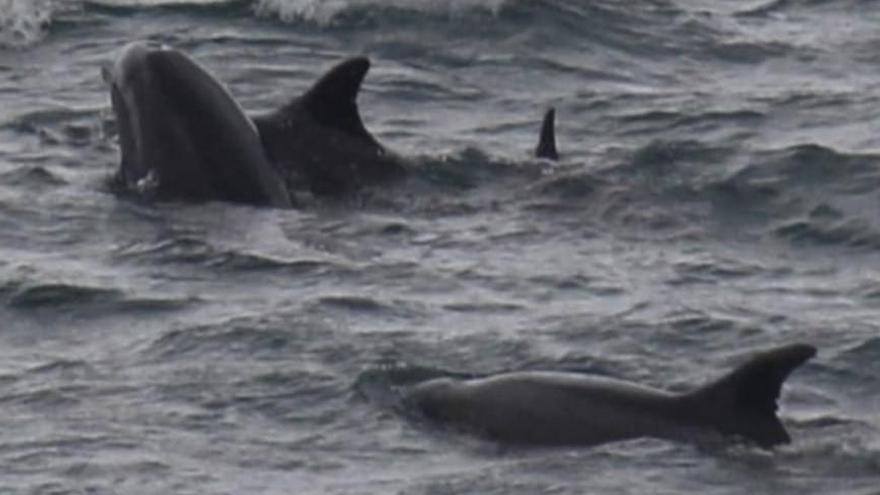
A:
[1,0,879,493]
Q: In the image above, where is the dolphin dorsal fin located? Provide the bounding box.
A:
[535,107,558,160]
[301,56,377,145]
[688,343,816,448]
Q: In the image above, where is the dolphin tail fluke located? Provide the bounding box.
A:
[687,344,815,448]
[535,107,558,160]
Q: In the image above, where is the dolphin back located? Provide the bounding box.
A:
[684,343,816,448]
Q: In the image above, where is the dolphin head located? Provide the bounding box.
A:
[406,377,473,424]
[105,42,291,207]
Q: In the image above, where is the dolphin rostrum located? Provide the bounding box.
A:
[406,343,815,449]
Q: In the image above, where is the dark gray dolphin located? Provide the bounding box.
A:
[252,57,407,197]
[105,42,292,207]
[406,343,815,449]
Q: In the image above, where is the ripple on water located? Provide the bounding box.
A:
[142,322,295,362]
[6,282,122,309]
[0,165,67,189]
[1,1,880,493]
[111,236,342,276]
[254,0,506,27]
[2,279,198,315]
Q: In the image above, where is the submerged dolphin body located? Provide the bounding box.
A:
[105,42,292,207]
[406,344,815,448]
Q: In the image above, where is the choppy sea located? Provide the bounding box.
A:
[1,0,879,493]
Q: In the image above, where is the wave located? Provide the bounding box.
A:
[140,312,345,364]
[2,280,197,313]
[523,141,880,247]
[734,0,854,18]
[110,236,340,276]
[254,0,506,27]
[5,282,121,308]
[80,0,253,15]
[144,323,294,361]
[0,0,251,48]
[0,166,67,189]
[87,0,237,6]
[248,0,715,66]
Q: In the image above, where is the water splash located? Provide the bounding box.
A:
[255,0,507,26]
[0,0,53,48]
[86,0,240,6]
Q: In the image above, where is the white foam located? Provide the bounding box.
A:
[0,0,53,48]
[254,0,507,26]
[88,0,231,5]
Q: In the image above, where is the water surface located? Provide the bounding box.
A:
[0,1,878,493]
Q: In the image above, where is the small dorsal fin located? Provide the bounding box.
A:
[301,56,377,145]
[535,107,558,160]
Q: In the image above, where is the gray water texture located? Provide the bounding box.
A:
[0,0,879,493]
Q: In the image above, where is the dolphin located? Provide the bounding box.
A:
[406,343,815,449]
[104,42,292,207]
